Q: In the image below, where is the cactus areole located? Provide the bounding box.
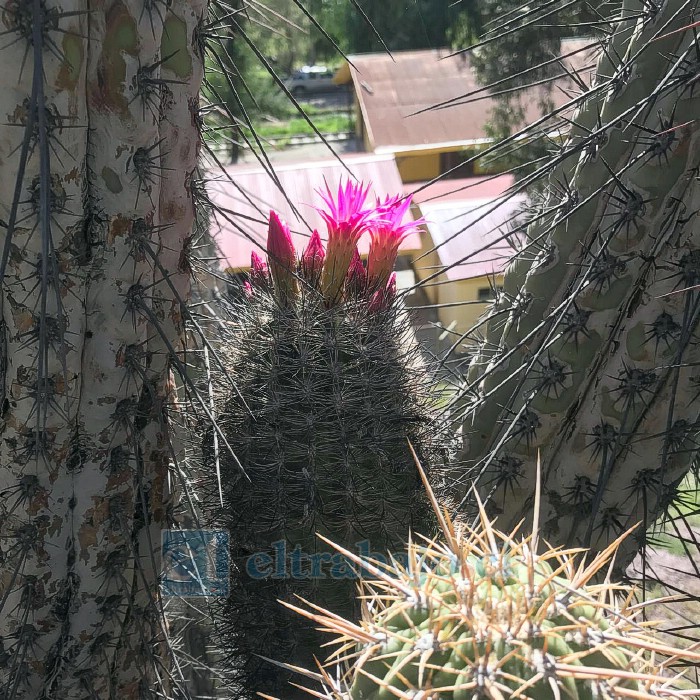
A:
[460,0,700,569]
[0,0,207,696]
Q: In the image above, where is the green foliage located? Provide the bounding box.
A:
[239,0,474,68]
[446,2,482,48]
[346,0,462,52]
[253,112,352,141]
[452,0,606,178]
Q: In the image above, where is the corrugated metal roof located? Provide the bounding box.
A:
[405,174,516,205]
[208,153,423,271]
[346,39,597,151]
[411,176,526,281]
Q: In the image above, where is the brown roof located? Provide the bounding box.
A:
[344,40,598,152]
[208,153,422,271]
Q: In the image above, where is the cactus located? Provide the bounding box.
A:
[287,474,700,700]
[0,0,211,696]
[204,184,452,699]
[453,0,700,571]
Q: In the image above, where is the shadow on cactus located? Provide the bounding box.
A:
[203,181,454,698]
[285,462,700,700]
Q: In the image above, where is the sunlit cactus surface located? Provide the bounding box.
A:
[287,475,700,700]
[455,0,700,573]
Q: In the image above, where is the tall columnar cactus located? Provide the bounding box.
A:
[287,486,700,700]
[0,1,206,697]
[457,0,700,569]
[204,183,452,699]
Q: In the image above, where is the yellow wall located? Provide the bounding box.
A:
[395,153,441,182]
[435,276,504,342]
[410,216,503,345]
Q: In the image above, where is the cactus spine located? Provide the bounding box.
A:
[458,0,700,568]
[205,187,451,698]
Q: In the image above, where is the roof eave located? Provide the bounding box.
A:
[375,138,495,155]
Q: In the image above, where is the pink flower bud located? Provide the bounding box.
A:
[243,280,254,298]
[301,230,325,286]
[345,247,367,298]
[250,250,268,286]
[266,210,298,304]
[368,272,397,312]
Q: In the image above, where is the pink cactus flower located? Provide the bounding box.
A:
[317,179,375,302]
[345,247,367,297]
[266,210,298,303]
[301,229,325,285]
[243,280,254,298]
[367,195,423,292]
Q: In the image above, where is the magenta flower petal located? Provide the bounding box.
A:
[317,179,376,302]
[367,194,423,292]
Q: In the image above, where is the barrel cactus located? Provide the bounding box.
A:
[287,484,700,700]
[204,182,452,699]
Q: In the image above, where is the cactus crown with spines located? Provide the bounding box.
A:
[204,183,451,699]
[284,482,700,700]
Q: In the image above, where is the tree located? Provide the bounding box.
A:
[347,0,460,52]
[0,0,205,696]
[451,0,606,177]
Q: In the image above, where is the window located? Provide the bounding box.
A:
[439,151,475,179]
[477,286,503,302]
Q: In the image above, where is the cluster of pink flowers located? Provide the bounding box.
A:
[248,180,423,309]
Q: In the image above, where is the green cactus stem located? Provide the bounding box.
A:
[286,486,700,700]
[203,190,453,699]
[456,0,700,570]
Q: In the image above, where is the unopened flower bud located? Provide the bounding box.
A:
[345,248,367,298]
[250,250,268,286]
[301,230,325,287]
[267,210,298,304]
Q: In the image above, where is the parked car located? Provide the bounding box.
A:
[284,65,338,96]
